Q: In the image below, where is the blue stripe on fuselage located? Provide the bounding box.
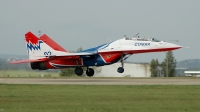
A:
[81,43,107,53]
[79,41,121,66]
[82,54,106,66]
[82,54,122,66]
[80,40,116,53]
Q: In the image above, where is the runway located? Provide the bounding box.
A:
[0,78,200,85]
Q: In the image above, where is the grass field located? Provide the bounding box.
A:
[0,85,200,112]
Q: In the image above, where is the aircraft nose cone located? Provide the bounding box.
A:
[165,42,182,50]
[176,45,182,49]
[172,44,182,50]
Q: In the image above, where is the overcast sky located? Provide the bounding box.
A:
[0,0,199,63]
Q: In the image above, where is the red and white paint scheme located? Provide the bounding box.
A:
[10,32,182,77]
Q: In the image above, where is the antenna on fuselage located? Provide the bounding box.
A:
[134,33,140,38]
[108,38,112,42]
[168,40,179,42]
[38,30,41,37]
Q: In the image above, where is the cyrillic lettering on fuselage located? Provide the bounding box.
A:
[135,43,150,46]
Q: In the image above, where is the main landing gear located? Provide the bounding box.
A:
[86,67,94,77]
[117,55,125,73]
[74,67,95,77]
[75,67,83,76]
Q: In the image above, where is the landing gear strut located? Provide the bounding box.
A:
[75,60,83,76]
[117,55,124,73]
[86,67,94,77]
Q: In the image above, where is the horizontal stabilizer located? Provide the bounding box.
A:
[55,52,96,56]
[9,58,47,64]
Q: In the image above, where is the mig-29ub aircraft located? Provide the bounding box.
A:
[10,32,182,77]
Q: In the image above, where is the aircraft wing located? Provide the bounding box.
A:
[9,58,48,64]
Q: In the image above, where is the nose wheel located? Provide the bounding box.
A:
[117,67,124,73]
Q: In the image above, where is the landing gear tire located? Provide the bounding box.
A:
[75,67,83,76]
[86,68,94,77]
[117,67,124,73]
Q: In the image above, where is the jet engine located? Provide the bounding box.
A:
[30,62,47,70]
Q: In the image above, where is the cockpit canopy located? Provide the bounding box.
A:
[125,37,160,42]
[124,33,161,42]
[151,38,160,42]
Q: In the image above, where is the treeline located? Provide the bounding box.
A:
[150,51,177,77]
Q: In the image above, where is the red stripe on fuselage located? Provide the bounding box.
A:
[129,47,181,54]
[99,52,122,63]
[98,47,181,54]
[45,56,82,69]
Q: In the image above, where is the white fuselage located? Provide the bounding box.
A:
[98,37,181,54]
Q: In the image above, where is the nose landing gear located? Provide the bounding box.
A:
[117,55,125,73]
[117,67,124,73]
